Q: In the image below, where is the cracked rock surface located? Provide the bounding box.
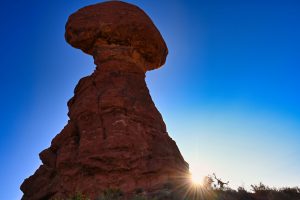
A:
[21,1,189,200]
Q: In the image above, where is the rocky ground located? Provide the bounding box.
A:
[51,183,300,200]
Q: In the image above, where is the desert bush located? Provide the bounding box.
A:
[96,188,123,200]
[251,182,272,195]
[279,186,300,194]
[130,195,149,200]
[67,192,90,200]
[203,175,214,190]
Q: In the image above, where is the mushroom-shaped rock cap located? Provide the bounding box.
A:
[65,1,168,71]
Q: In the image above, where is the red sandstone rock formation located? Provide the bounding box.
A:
[21,1,189,199]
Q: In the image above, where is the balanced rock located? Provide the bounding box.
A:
[21,1,189,199]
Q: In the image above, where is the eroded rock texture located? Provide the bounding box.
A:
[21,1,189,199]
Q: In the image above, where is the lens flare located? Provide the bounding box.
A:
[191,172,203,186]
[169,171,210,200]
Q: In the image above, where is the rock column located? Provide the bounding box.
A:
[21,2,189,200]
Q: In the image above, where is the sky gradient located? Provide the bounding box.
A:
[1,0,300,199]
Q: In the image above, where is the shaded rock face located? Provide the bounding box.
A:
[21,1,189,200]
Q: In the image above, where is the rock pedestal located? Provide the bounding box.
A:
[21,1,189,199]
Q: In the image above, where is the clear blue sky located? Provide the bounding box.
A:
[1,0,300,199]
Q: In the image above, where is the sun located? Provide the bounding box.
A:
[191,172,203,186]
